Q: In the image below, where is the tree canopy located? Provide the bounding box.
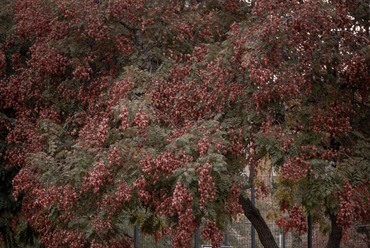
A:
[0,0,369,247]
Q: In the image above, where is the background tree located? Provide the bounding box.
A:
[230,0,369,247]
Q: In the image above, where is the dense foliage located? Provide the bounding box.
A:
[0,0,368,247]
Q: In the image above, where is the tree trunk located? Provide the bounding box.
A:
[239,195,278,248]
[326,213,342,248]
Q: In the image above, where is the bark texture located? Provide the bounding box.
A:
[239,195,279,248]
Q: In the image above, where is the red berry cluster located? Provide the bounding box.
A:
[280,157,310,181]
[171,183,198,247]
[133,111,149,129]
[201,220,224,248]
[198,163,216,210]
[140,152,184,183]
[82,159,113,193]
[337,180,368,236]
[226,182,243,214]
[276,205,307,235]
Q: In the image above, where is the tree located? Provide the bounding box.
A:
[232,0,369,247]
[0,0,368,248]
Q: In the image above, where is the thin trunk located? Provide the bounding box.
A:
[326,213,342,248]
[239,195,278,248]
